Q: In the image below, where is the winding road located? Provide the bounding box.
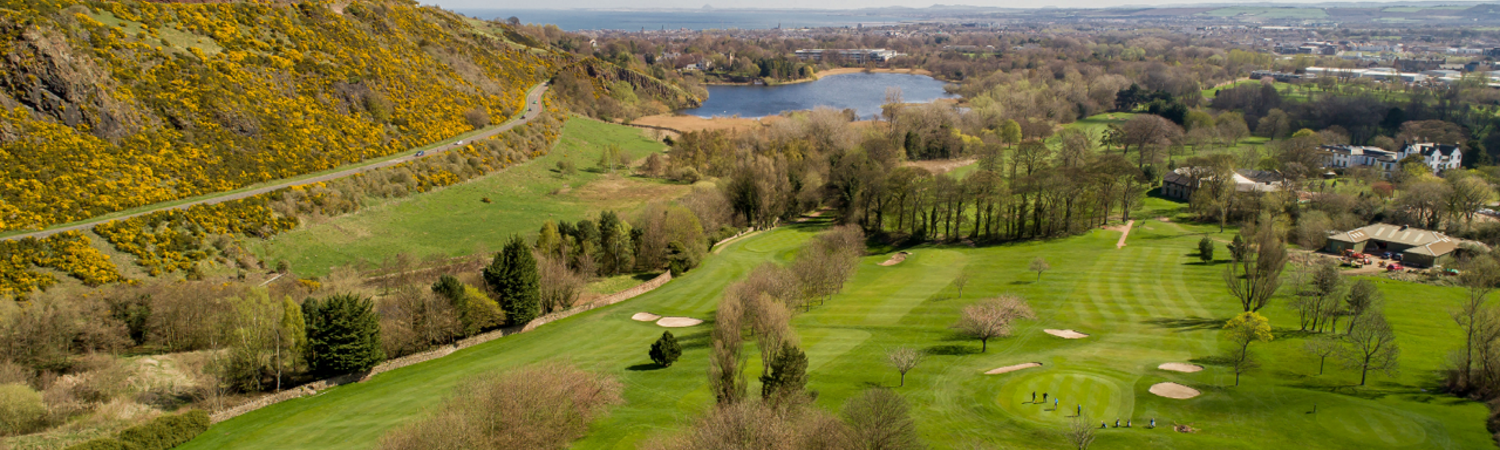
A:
[2,83,550,241]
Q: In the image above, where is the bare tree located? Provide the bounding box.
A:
[1223,218,1287,312]
[842,388,924,450]
[1029,257,1051,281]
[953,296,1036,352]
[709,294,746,405]
[1302,337,1340,376]
[1064,413,1098,450]
[1457,255,1500,388]
[1340,311,1399,386]
[886,347,925,387]
[953,271,971,300]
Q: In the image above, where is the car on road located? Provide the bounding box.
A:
[415,151,425,157]
[455,140,464,146]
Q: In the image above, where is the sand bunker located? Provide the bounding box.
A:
[631,312,662,322]
[1044,329,1090,339]
[984,362,1042,375]
[656,317,703,328]
[879,252,911,266]
[1149,382,1201,399]
[1158,363,1203,373]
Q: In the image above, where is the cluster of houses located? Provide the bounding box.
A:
[1324,223,1474,268]
[792,48,902,63]
[1319,142,1462,174]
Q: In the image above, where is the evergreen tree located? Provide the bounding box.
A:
[434,275,505,336]
[649,331,682,367]
[598,211,635,275]
[760,342,809,402]
[1198,236,1215,263]
[302,294,384,376]
[485,236,541,325]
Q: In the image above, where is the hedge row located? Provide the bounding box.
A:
[65,410,209,450]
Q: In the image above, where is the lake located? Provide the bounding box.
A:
[682,72,955,120]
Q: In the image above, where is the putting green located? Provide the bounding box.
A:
[996,370,1134,424]
[1317,404,1427,447]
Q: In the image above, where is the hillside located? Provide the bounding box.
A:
[0,0,556,232]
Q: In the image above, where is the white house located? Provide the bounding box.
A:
[1319,145,1401,172]
[1399,143,1463,173]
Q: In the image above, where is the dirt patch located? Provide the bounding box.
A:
[657,317,703,328]
[984,362,1042,375]
[631,312,661,322]
[1158,363,1203,373]
[632,114,781,133]
[1149,382,1201,399]
[902,158,976,175]
[1104,220,1134,249]
[1044,329,1089,339]
[879,252,911,266]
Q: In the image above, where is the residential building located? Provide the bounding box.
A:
[1400,142,1462,172]
[1319,145,1400,172]
[1159,167,1283,201]
[793,48,901,63]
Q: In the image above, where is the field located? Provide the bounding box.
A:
[250,118,684,277]
[185,198,1493,449]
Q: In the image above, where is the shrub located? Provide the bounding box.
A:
[649,331,681,367]
[377,362,621,450]
[117,410,211,450]
[63,410,210,450]
[0,383,48,436]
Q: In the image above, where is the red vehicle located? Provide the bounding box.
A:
[1387,263,1405,272]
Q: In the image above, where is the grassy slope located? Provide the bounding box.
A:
[250,118,681,277]
[186,198,1493,450]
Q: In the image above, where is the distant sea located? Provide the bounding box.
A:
[455,9,918,31]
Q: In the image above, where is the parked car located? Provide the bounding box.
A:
[1387,263,1405,272]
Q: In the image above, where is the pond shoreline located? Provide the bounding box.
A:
[681,71,956,119]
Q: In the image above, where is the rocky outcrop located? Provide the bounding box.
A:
[0,18,142,141]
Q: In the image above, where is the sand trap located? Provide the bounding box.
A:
[656,317,703,328]
[631,312,662,322]
[984,362,1042,375]
[879,252,911,266]
[1044,329,1090,339]
[1158,363,1203,373]
[1149,382,1201,399]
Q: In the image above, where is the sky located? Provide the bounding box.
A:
[431,0,1448,10]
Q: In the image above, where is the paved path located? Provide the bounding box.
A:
[3,84,550,241]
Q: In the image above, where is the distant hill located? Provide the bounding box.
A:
[0,0,558,232]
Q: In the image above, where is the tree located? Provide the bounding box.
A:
[1457,255,1500,388]
[1340,311,1399,386]
[1303,336,1340,376]
[842,388,924,450]
[485,236,541,325]
[275,296,306,391]
[649,331,682,367]
[709,294,746,405]
[464,107,490,129]
[1223,311,1273,386]
[953,296,1035,352]
[1343,279,1382,335]
[759,342,809,403]
[597,211,635,276]
[999,119,1022,147]
[1030,257,1051,281]
[432,277,504,336]
[303,293,385,377]
[1064,413,1098,450]
[1223,219,1287,312]
[886,347,925,388]
[953,271,971,300]
[1197,236,1214,263]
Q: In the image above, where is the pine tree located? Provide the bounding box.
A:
[649,331,682,367]
[485,236,541,325]
[760,342,809,402]
[302,294,384,377]
[1198,236,1215,263]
